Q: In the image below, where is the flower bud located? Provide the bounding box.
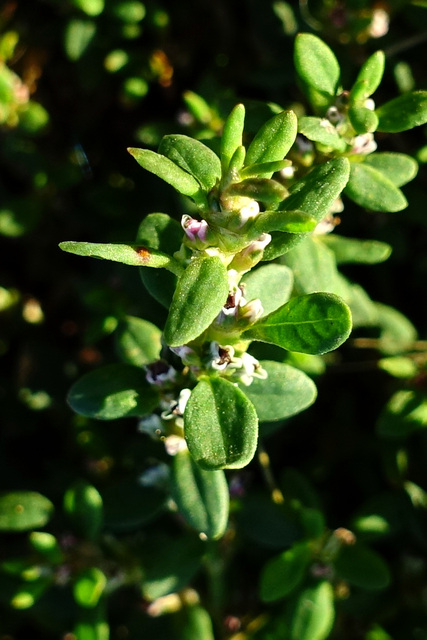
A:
[228,233,271,273]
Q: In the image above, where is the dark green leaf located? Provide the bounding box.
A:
[67,363,159,419]
[171,449,229,539]
[220,103,246,172]
[363,152,418,187]
[63,481,103,541]
[0,492,54,532]
[264,158,350,261]
[142,535,204,600]
[103,477,165,531]
[322,235,392,264]
[236,493,301,548]
[184,377,258,470]
[115,316,162,366]
[244,293,352,355]
[245,111,297,171]
[242,264,293,316]
[59,241,182,274]
[260,541,311,602]
[128,147,206,206]
[294,33,340,97]
[345,162,407,212]
[376,390,427,439]
[158,134,221,192]
[376,91,427,132]
[289,581,335,640]
[334,543,391,590]
[298,116,347,151]
[164,256,228,347]
[239,361,317,422]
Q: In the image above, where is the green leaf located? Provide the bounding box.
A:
[239,361,317,422]
[298,116,347,151]
[236,493,301,549]
[244,293,352,355]
[115,316,162,366]
[184,377,258,470]
[220,103,246,173]
[245,111,298,171]
[242,264,293,316]
[260,541,311,602]
[363,152,418,187]
[294,33,340,97]
[136,212,182,307]
[321,235,392,264]
[171,449,229,539]
[142,536,204,600]
[65,20,96,61]
[376,390,427,439]
[345,162,407,212]
[72,0,105,16]
[128,147,206,206]
[73,568,107,608]
[351,50,385,100]
[374,302,417,354]
[289,581,335,640]
[158,134,221,192]
[264,158,350,261]
[0,492,54,532]
[348,105,379,134]
[253,209,318,235]
[59,241,181,274]
[67,363,159,419]
[29,532,63,564]
[334,543,391,590]
[102,477,165,531]
[164,256,229,347]
[181,605,215,640]
[63,481,103,541]
[73,602,109,640]
[281,236,349,297]
[240,159,291,179]
[376,91,427,132]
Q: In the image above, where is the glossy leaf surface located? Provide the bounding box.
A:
[244,293,352,355]
[115,316,162,367]
[345,162,407,212]
[260,541,311,602]
[184,376,258,470]
[67,363,159,419]
[376,91,427,132]
[158,134,221,192]
[171,449,229,539]
[239,361,317,422]
[164,256,228,347]
[0,492,54,532]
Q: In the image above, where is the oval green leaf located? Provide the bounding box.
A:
[260,541,311,602]
[244,292,352,355]
[376,91,427,132]
[334,543,391,590]
[289,580,335,640]
[245,110,298,170]
[322,235,392,264]
[363,152,418,187]
[0,492,54,532]
[220,103,246,173]
[351,50,385,100]
[67,363,159,419]
[184,377,258,470]
[158,134,221,192]
[63,481,103,541]
[164,255,229,347]
[345,162,407,212]
[376,389,427,439]
[239,361,317,422]
[242,264,293,316]
[171,449,229,539]
[73,568,107,608]
[294,33,340,97]
[348,105,379,134]
[298,116,347,151]
[115,316,162,366]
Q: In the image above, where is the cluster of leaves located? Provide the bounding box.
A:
[3,2,427,638]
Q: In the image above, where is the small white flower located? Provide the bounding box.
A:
[351,133,377,155]
[239,200,260,226]
[164,435,188,456]
[280,164,296,179]
[368,8,389,39]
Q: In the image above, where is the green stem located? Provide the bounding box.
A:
[204,539,226,635]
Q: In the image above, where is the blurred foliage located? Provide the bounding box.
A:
[2,1,427,639]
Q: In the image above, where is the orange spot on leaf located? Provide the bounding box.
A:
[136,246,151,263]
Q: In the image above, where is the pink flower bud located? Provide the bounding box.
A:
[181,215,210,243]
